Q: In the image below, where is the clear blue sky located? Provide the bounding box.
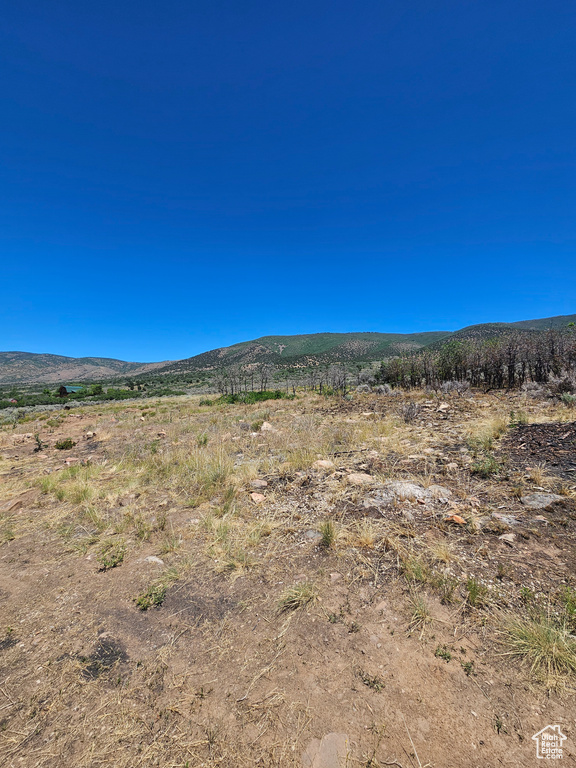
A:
[1,1,574,361]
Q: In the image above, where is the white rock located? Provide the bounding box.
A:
[313,460,335,471]
[347,472,375,486]
[521,493,563,510]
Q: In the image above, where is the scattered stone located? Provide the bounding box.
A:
[313,459,336,471]
[426,484,452,501]
[492,512,519,526]
[250,479,268,489]
[330,572,342,583]
[521,492,563,510]
[383,481,427,501]
[145,556,164,565]
[347,473,375,486]
[302,732,349,768]
[444,514,467,525]
[250,492,265,503]
[498,533,516,546]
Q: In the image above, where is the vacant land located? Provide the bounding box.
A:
[0,390,575,767]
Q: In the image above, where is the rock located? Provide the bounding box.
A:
[426,484,452,501]
[383,481,427,501]
[330,572,342,583]
[157,430,167,437]
[260,421,276,432]
[250,492,265,503]
[437,403,450,412]
[64,457,79,466]
[346,473,375,486]
[145,556,164,565]
[446,462,459,472]
[521,492,563,510]
[444,514,467,525]
[85,431,96,439]
[304,530,322,542]
[498,533,516,546]
[250,479,268,489]
[302,733,349,768]
[492,512,519,526]
[313,460,335,471]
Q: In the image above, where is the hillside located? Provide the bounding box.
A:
[0,352,167,385]
[154,331,453,374]
[1,314,574,384]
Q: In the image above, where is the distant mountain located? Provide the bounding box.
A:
[0,352,167,385]
[152,331,453,374]
[1,314,574,384]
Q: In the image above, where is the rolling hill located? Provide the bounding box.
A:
[0,352,168,385]
[1,314,574,384]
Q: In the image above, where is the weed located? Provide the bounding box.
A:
[471,453,500,478]
[358,668,385,692]
[197,432,209,447]
[400,554,430,584]
[501,614,576,684]
[97,541,126,571]
[435,644,452,662]
[278,582,317,612]
[408,592,432,637]
[493,715,507,735]
[461,660,475,676]
[509,410,528,427]
[135,582,167,610]
[466,577,488,608]
[319,519,337,549]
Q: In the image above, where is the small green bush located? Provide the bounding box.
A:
[55,438,76,451]
[135,582,167,610]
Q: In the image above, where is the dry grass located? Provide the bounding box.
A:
[501,614,576,688]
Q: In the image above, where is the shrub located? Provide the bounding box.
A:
[218,390,286,405]
[134,582,167,610]
[55,438,76,450]
[400,401,420,423]
[471,453,500,478]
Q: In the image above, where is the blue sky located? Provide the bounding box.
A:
[1,0,574,361]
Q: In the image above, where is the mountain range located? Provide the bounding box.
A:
[1,314,575,385]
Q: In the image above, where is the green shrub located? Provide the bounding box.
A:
[55,438,76,451]
[471,453,500,477]
[218,390,287,405]
[135,582,167,610]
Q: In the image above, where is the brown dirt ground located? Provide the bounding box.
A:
[0,392,575,767]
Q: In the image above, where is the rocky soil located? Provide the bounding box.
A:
[0,390,575,767]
